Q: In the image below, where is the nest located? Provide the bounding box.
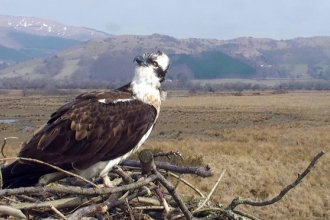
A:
[0,146,325,220]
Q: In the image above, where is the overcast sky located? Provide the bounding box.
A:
[0,0,329,40]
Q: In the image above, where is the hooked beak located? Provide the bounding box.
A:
[133,55,148,67]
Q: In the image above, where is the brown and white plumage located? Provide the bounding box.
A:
[2,51,170,188]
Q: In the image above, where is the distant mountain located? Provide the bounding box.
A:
[1,33,330,82]
[0,15,111,64]
[0,15,110,42]
[0,34,258,82]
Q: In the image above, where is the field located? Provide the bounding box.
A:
[0,90,329,219]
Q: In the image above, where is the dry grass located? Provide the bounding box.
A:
[0,90,329,219]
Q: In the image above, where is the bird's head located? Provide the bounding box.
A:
[133,51,170,86]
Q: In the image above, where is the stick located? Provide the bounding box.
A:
[153,169,193,220]
[0,175,158,197]
[69,185,157,219]
[121,160,214,177]
[195,169,226,211]
[225,151,325,210]
[125,198,135,220]
[1,157,98,188]
[50,205,68,220]
[16,195,38,202]
[137,150,192,219]
[169,172,205,198]
[232,209,261,220]
[11,196,101,210]
[0,205,26,219]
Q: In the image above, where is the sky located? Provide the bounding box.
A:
[0,0,329,40]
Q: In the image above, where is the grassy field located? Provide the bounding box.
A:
[0,90,329,219]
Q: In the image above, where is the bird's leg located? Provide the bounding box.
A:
[39,172,67,185]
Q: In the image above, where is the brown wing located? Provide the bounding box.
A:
[17,90,157,170]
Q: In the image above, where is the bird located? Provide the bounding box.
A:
[2,51,170,188]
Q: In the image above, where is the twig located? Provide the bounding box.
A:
[113,166,133,184]
[0,175,158,196]
[65,196,104,215]
[0,166,2,189]
[69,185,157,219]
[153,169,193,220]
[0,205,26,219]
[136,149,191,218]
[1,137,18,158]
[173,173,183,190]
[16,195,38,202]
[68,192,121,220]
[232,209,261,220]
[11,196,99,210]
[1,157,98,188]
[125,198,135,220]
[50,205,68,220]
[169,172,205,198]
[195,169,226,212]
[134,205,164,210]
[154,186,171,213]
[130,197,161,206]
[225,151,325,210]
[121,159,214,177]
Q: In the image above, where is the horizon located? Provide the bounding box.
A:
[0,0,329,40]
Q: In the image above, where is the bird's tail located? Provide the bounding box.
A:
[1,161,48,188]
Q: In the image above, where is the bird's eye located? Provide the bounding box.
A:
[152,61,158,67]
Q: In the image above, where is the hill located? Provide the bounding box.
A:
[1,33,330,83]
[0,31,83,62]
[0,15,111,64]
[0,34,257,83]
[172,51,256,79]
[0,15,110,42]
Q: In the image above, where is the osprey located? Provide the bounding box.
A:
[2,51,170,188]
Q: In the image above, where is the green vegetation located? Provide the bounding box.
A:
[173,51,256,79]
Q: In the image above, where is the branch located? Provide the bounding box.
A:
[121,159,214,177]
[137,149,192,219]
[11,196,103,210]
[50,205,68,220]
[0,205,26,219]
[68,185,158,219]
[225,151,325,210]
[68,192,121,220]
[1,157,98,188]
[232,209,261,220]
[0,175,158,197]
[138,150,171,213]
